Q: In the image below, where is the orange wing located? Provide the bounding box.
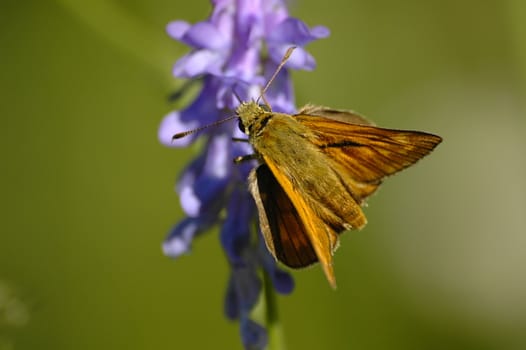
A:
[295,112,442,202]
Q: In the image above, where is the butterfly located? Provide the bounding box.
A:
[235,99,441,288]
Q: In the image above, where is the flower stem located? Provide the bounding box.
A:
[264,271,286,350]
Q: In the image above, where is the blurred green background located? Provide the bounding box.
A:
[1,0,525,349]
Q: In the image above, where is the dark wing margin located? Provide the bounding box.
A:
[248,164,318,268]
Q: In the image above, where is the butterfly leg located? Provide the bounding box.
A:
[234,154,258,164]
[232,137,249,143]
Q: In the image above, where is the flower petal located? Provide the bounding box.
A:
[221,189,254,264]
[166,20,191,40]
[224,276,239,320]
[268,45,317,70]
[176,133,232,217]
[240,318,268,349]
[183,22,228,50]
[223,47,261,82]
[158,77,223,147]
[262,0,289,29]
[178,166,230,217]
[173,50,225,78]
[179,185,202,217]
[162,218,199,258]
[310,25,331,39]
[232,264,262,312]
[209,0,235,39]
[158,111,199,147]
[269,18,329,45]
[258,239,295,294]
[203,133,231,178]
[269,268,294,295]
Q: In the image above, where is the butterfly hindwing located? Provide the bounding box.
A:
[249,164,318,268]
[298,104,374,126]
[261,158,340,288]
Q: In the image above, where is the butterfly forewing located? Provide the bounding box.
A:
[295,112,442,184]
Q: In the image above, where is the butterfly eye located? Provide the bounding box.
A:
[238,119,247,134]
[259,104,271,112]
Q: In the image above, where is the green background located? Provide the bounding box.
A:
[2,0,525,349]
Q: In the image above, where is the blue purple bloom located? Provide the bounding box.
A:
[159,0,328,348]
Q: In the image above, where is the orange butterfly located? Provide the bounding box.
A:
[236,102,441,288]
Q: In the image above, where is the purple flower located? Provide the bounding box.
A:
[159,0,328,348]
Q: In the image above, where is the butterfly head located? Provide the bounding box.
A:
[236,101,271,136]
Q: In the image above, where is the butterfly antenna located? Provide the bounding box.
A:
[232,89,243,104]
[256,46,296,106]
[172,115,238,140]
